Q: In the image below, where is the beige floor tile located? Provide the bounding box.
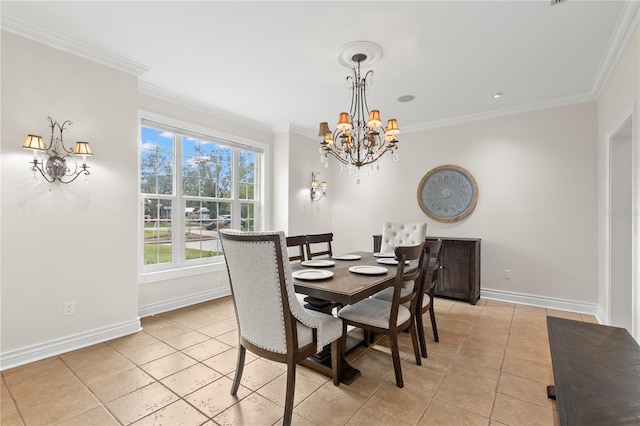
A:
[182,337,232,361]
[59,406,120,426]
[9,368,86,410]
[213,392,284,426]
[294,386,363,426]
[163,330,210,350]
[0,412,24,426]
[131,399,209,425]
[106,381,179,425]
[67,347,136,384]
[203,347,257,375]
[185,376,252,417]
[347,406,412,425]
[117,341,177,366]
[1,379,18,418]
[446,358,500,391]
[418,399,489,426]
[216,329,240,346]
[140,315,178,332]
[160,363,220,397]
[501,355,553,385]
[497,373,555,409]
[456,343,505,371]
[198,318,238,338]
[108,331,160,353]
[257,370,323,407]
[2,357,69,387]
[239,358,287,391]
[364,379,431,424]
[86,367,155,403]
[433,375,496,418]
[144,321,194,340]
[140,352,198,380]
[395,359,445,397]
[20,388,100,425]
[491,393,555,426]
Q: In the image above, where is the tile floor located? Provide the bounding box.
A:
[1,297,597,426]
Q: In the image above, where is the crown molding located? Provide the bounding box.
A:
[1,13,150,76]
[403,94,596,133]
[138,81,274,134]
[272,122,317,140]
[591,1,640,97]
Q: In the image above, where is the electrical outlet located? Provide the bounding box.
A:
[504,270,511,280]
[64,301,75,316]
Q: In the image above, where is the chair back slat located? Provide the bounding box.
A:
[389,243,427,325]
[305,232,333,259]
[286,235,307,262]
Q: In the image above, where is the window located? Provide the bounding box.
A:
[140,116,263,274]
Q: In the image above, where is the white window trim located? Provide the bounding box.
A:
[138,111,269,284]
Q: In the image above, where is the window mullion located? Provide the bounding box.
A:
[174,133,185,263]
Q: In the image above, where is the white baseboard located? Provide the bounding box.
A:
[0,319,141,371]
[138,287,231,318]
[481,288,600,319]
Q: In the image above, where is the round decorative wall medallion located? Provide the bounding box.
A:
[417,165,478,223]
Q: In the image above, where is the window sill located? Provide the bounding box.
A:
[138,261,227,284]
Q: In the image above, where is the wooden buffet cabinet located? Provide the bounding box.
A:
[372,235,481,305]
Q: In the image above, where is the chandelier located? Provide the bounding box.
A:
[318,47,399,183]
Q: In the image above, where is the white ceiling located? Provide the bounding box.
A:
[1,1,636,135]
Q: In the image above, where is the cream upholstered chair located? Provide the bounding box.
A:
[219,230,344,426]
[338,243,427,388]
[380,222,427,253]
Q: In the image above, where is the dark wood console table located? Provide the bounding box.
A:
[547,316,640,425]
[372,235,481,304]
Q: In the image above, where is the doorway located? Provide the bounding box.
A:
[607,109,636,338]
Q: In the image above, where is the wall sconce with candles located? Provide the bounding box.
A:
[310,171,327,201]
[22,117,94,184]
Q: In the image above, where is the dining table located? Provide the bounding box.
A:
[291,250,417,384]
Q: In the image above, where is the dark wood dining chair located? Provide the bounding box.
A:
[305,232,333,259]
[417,238,442,356]
[338,243,427,388]
[286,235,307,262]
[219,230,344,426]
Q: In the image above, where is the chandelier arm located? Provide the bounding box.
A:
[30,161,55,183]
[56,167,90,184]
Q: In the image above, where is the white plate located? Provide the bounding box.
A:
[376,258,409,265]
[373,252,395,258]
[292,269,334,280]
[349,265,388,275]
[332,254,362,260]
[301,259,335,267]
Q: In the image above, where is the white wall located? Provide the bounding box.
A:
[1,32,140,368]
[597,25,639,332]
[329,103,599,310]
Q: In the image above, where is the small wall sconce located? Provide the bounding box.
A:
[310,171,327,201]
[22,117,94,184]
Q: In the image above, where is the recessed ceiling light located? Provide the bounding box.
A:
[398,95,415,103]
[493,92,503,99]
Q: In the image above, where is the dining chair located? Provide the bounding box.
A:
[338,243,427,388]
[372,239,441,358]
[305,232,333,259]
[286,234,307,262]
[379,222,427,253]
[219,230,344,426]
[421,238,443,347]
